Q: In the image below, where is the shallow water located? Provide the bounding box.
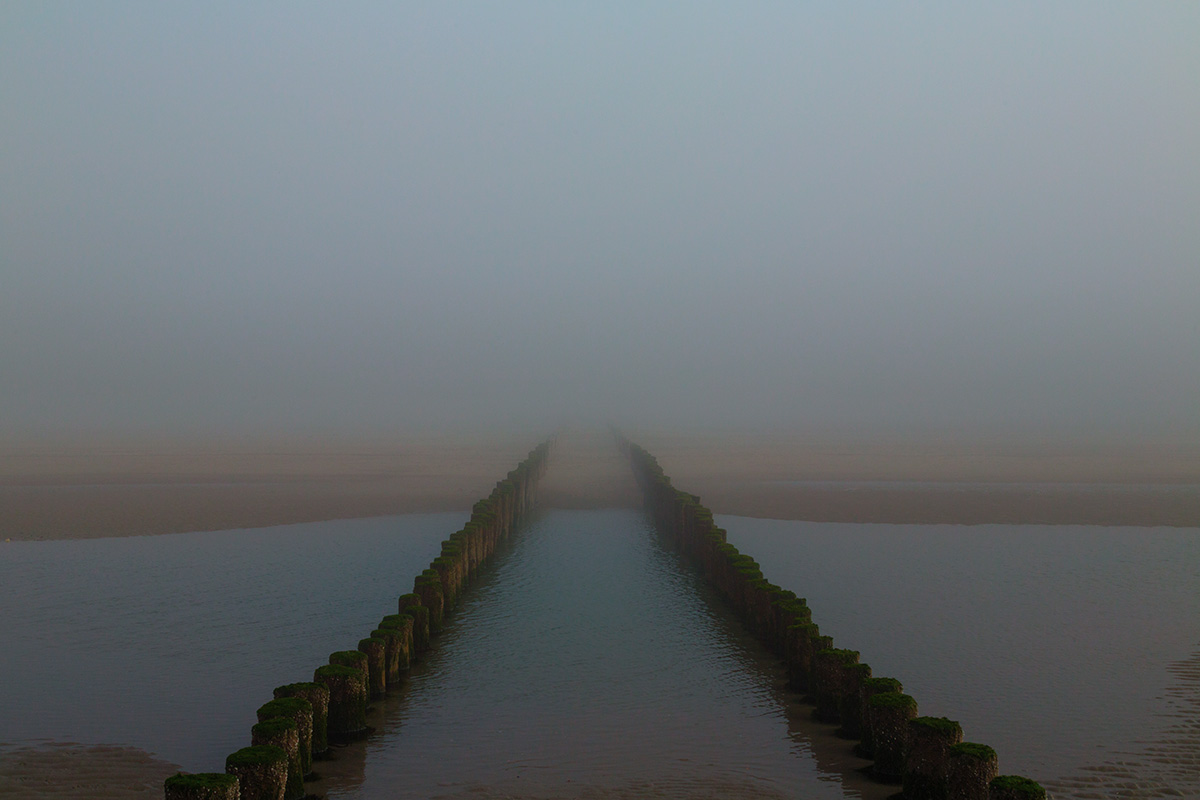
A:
[0,514,460,770]
[722,518,1200,798]
[312,508,876,800]
[3,511,1197,799]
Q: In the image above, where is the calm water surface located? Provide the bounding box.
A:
[4,510,1197,799]
[0,514,460,770]
[314,508,869,800]
[723,518,1200,799]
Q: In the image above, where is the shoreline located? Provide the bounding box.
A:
[3,434,1199,541]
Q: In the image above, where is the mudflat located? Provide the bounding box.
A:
[2,432,1199,542]
[639,432,1200,527]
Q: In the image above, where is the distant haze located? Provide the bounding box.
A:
[3,3,1198,442]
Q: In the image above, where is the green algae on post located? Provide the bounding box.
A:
[398,595,430,654]
[948,742,999,800]
[225,745,288,800]
[837,661,873,738]
[257,696,314,777]
[371,627,402,684]
[357,636,388,697]
[988,775,1047,800]
[867,691,918,782]
[813,647,859,723]
[273,682,329,758]
[903,715,963,800]
[329,649,369,681]
[313,664,367,740]
[164,772,238,800]
[857,676,903,757]
[250,717,302,800]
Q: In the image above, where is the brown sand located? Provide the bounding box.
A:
[3,432,1199,542]
[0,434,534,541]
[639,433,1200,527]
[0,742,180,800]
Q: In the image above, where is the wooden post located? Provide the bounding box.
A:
[225,745,287,800]
[273,683,328,759]
[164,773,238,800]
[903,716,963,799]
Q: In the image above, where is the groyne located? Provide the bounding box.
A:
[163,438,553,800]
[619,435,1048,800]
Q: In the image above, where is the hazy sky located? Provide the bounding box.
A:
[3,3,1198,441]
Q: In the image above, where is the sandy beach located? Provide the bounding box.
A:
[3,431,1198,799]
[3,432,1199,543]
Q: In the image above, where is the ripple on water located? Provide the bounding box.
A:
[314,509,874,800]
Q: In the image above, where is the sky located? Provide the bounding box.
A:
[3,3,1198,441]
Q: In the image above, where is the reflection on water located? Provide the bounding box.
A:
[313,508,886,800]
[723,518,1200,798]
[5,511,1196,799]
[0,514,460,771]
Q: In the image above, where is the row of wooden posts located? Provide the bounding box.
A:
[619,436,1049,800]
[163,440,553,800]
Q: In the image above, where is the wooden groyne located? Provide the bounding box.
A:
[163,438,553,800]
[619,435,1048,800]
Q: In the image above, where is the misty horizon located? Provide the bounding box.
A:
[4,4,1198,443]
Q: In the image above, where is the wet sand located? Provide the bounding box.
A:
[0,742,179,800]
[3,432,1199,542]
[640,433,1200,527]
[3,432,1198,798]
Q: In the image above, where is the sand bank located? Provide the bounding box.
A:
[2,433,1198,542]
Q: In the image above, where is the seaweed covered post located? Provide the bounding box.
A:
[273,683,329,759]
[379,613,414,671]
[398,595,430,654]
[225,745,288,800]
[857,676,903,758]
[329,649,368,682]
[947,743,999,800]
[357,636,388,697]
[786,621,822,692]
[838,662,873,739]
[414,571,446,633]
[250,717,302,800]
[164,773,239,800]
[903,716,963,799]
[868,691,919,782]
[313,664,367,740]
[987,776,1047,800]
[256,697,314,777]
[813,648,860,723]
[371,627,403,684]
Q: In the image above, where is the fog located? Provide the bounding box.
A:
[3,3,1198,442]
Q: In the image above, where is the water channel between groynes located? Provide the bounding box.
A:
[311,507,874,800]
[3,508,1197,799]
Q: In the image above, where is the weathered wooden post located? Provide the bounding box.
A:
[357,636,387,697]
[164,773,239,800]
[857,676,903,757]
[947,743,999,800]
[838,662,873,738]
[371,627,402,684]
[256,697,313,778]
[329,649,369,682]
[273,683,328,759]
[868,691,919,782]
[379,614,414,671]
[813,648,859,723]
[398,595,430,654]
[903,716,963,799]
[225,745,287,800]
[414,571,445,633]
[313,664,367,740]
[987,776,1046,800]
[250,717,302,800]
